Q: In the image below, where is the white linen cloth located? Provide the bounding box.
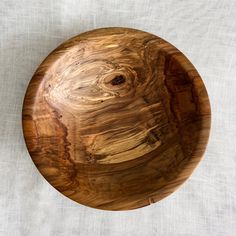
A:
[0,0,235,235]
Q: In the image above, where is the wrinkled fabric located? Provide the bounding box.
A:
[0,0,235,235]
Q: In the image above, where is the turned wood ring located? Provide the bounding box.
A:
[22,27,211,210]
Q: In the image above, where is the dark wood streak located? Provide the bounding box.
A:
[22,27,211,210]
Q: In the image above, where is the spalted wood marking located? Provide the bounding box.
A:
[22,28,211,210]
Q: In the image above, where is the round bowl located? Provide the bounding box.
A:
[22,27,211,210]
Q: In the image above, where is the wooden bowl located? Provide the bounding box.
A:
[22,27,211,210]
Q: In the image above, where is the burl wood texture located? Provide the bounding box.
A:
[22,28,211,210]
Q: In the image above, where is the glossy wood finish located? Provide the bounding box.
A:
[22,28,211,210]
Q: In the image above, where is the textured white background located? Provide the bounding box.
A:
[0,0,236,235]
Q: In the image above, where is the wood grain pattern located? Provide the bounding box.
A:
[22,27,211,210]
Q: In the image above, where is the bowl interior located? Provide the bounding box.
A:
[22,28,211,210]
